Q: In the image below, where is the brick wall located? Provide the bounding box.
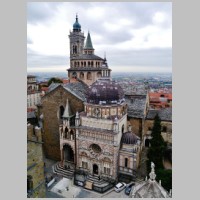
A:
[41,86,84,160]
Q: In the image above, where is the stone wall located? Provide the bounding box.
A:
[41,86,84,160]
[128,118,142,137]
[27,124,45,198]
[144,119,172,144]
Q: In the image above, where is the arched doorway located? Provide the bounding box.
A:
[63,144,74,162]
[145,139,150,147]
[93,164,99,175]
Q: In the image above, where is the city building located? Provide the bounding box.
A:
[27,124,46,198]
[149,92,172,109]
[27,75,39,91]
[27,75,43,109]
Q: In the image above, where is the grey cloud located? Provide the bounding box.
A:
[106,48,172,67]
[27,2,172,70]
[92,31,133,45]
[27,48,68,67]
[27,2,63,24]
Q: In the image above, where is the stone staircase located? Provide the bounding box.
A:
[52,162,74,179]
[86,175,108,186]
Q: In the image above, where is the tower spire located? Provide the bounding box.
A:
[62,99,73,118]
[84,31,94,50]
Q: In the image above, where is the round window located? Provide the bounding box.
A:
[90,144,101,153]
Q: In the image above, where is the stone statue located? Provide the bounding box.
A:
[151,162,155,170]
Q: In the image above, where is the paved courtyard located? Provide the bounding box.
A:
[46,177,130,198]
[44,158,131,198]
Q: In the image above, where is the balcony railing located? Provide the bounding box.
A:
[119,166,136,175]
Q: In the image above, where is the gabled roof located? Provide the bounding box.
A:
[43,82,88,102]
[146,107,172,121]
[125,95,147,118]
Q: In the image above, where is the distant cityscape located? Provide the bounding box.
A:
[27,71,172,91]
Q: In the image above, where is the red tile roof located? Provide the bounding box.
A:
[62,79,69,84]
[41,87,48,92]
[149,92,172,100]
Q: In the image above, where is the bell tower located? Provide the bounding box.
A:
[67,14,112,85]
[68,14,85,58]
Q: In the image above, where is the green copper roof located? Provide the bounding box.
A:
[84,32,94,49]
[73,14,81,31]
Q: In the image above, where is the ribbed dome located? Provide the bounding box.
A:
[86,79,124,104]
[121,131,139,145]
[73,15,81,31]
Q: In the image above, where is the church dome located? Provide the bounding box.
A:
[121,131,139,145]
[86,79,124,104]
[73,15,81,31]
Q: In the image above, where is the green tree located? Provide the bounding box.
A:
[146,114,172,192]
[47,77,63,86]
[147,114,166,170]
[156,169,172,192]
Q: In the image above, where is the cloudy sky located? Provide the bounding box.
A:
[27,2,172,73]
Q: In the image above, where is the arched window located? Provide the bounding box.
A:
[125,158,128,168]
[97,71,101,78]
[82,157,88,169]
[70,130,74,140]
[84,62,86,67]
[88,61,90,66]
[103,162,111,175]
[162,126,167,132]
[72,72,77,78]
[122,125,124,134]
[80,72,84,79]
[59,106,65,119]
[74,46,77,54]
[87,72,92,80]
[64,127,68,139]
